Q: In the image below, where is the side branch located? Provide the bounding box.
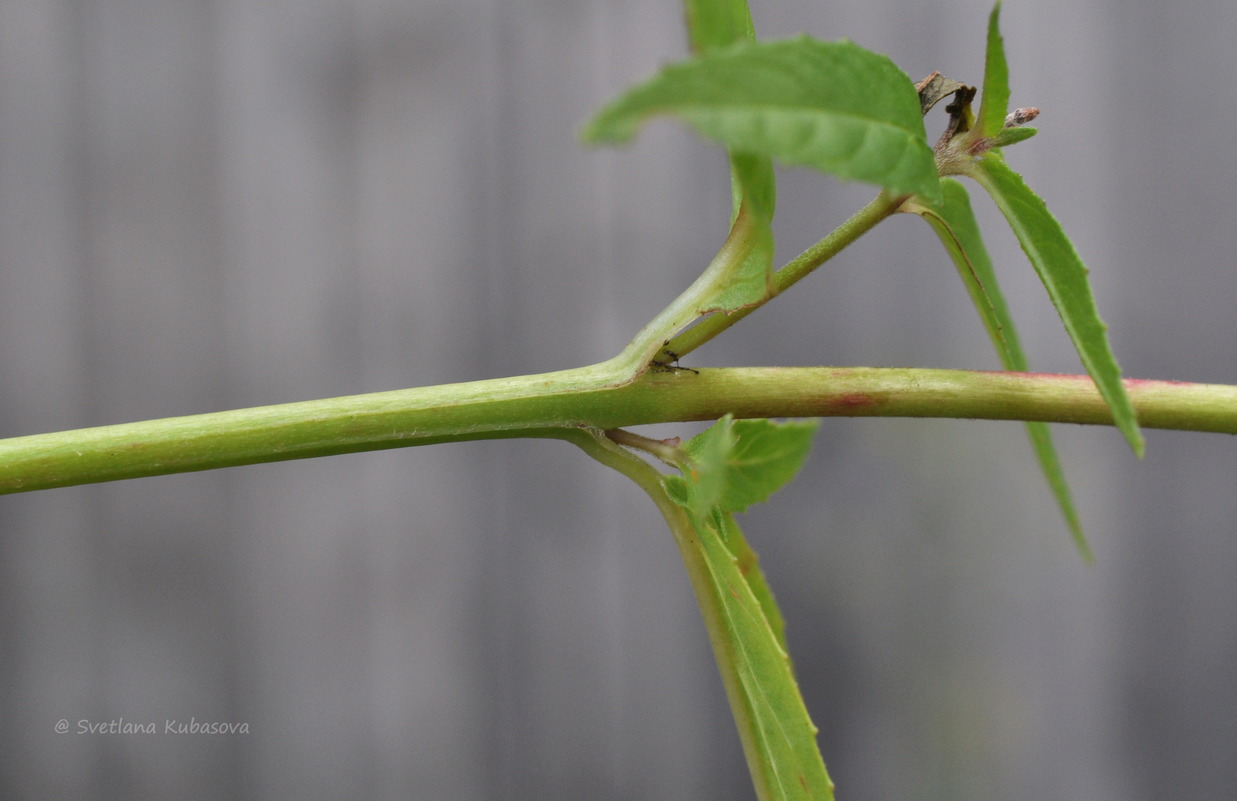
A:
[0,366,1232,493]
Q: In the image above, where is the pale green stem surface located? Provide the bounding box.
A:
[0,366,1233,494]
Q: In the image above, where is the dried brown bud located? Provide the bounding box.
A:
[1003,107,1040,127]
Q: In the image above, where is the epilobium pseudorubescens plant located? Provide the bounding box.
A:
[4,3,1236,799]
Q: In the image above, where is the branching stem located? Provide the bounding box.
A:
[664,190,906,359]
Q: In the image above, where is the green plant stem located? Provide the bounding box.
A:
[666,190,905,359]
[1,366,1233,494]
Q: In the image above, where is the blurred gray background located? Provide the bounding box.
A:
[2,0,1235,798]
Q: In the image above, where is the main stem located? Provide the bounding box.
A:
[0,366,1233,494]
[0,190,914,495]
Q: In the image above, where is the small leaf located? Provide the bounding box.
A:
[975,2,1011,137]
[712,418,818,512]
[665,416,739,515]
[583,36,940,200]
[669,415,820,516]
[972,157,1144,456]
[663,415,816,650]
[913,178,1091,559]
[990,126,1037,148]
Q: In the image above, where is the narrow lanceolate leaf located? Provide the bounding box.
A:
[914,180,1014,358]
[973,157,1144,456]
[583,37,940,201]
[662,416,830,800]
[1022,422,1091,559]
[913,179,1091,559]
[975,3,1011,137]
[566,428,830,800]
[689,507,833,801]
[716,511,791,655]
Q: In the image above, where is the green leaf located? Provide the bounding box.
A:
[662,416,816,649]
[724,154,777,312]
[975,3,1010,137]
[1023,420,1091,560]
[665,417,738,513]
[698,206,777,314]
[689,506,834,800]
[730,150,777,221]
[914,179,1015,359]
[583,36,940,201]
[990,125,1036,148]
[562,427,831,801]
[972,157,1144,456]
[913,178,1091,559]
[665,415,820,516]
[662,415,829,799]
[715,511,791,654]
[683,0,756,54]
[710,154,777,316]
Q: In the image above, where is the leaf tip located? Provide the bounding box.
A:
[578,113,632,147]
[1075,538,1096,565]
